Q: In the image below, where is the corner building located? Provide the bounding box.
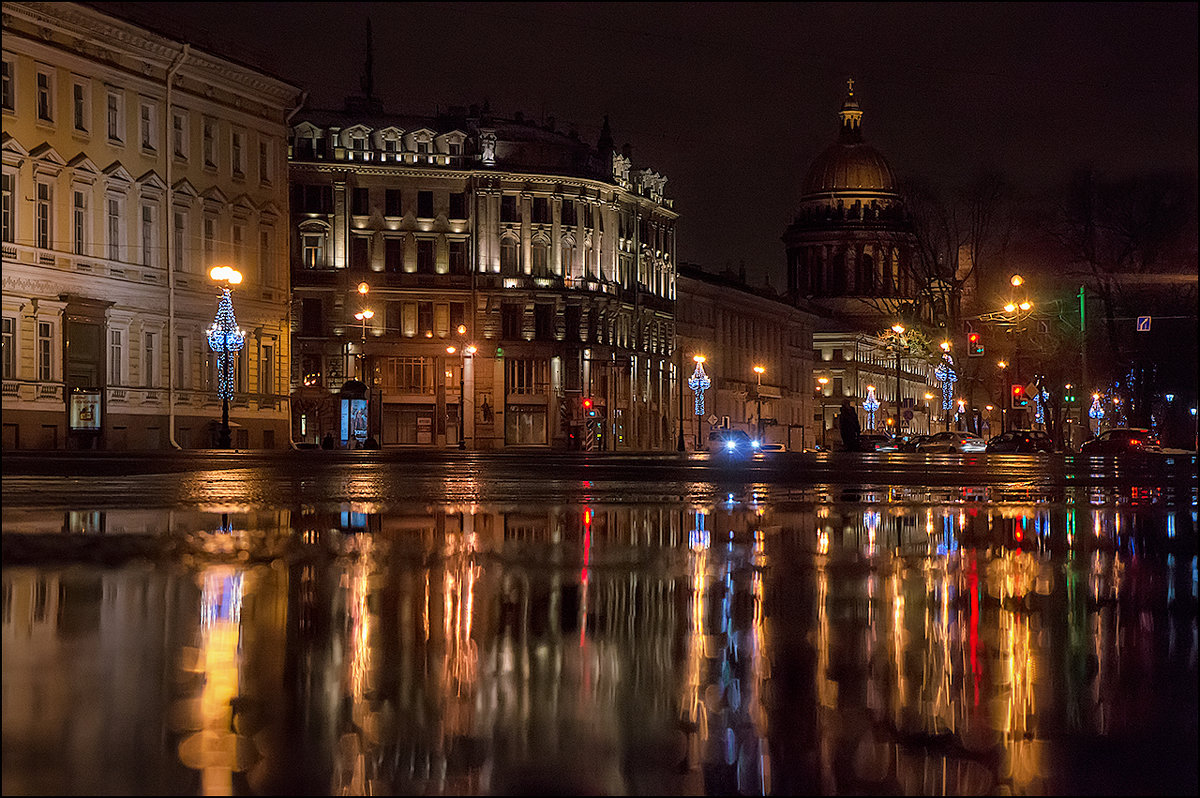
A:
[2,2,300,449]
[289,103,678,449]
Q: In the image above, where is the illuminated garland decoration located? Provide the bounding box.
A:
[862,385,880,429]
[933,353,958,410]
[1088,395,1105,420]
[1033,387,1050,424]
[206,288,246,401]
[687,361,711,416]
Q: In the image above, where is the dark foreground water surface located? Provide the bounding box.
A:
[3,479,1197,795]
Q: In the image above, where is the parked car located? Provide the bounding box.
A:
[986,429,1055,453]
[898,434,932,452]
[858,433,899,452]
[758,442,787,453]
[708,428,754,454]
[916,431,987,453]
[1079,428,1162,455]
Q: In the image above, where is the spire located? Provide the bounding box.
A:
[597,114,614,154]
[838,77,863,143]
[359,18,375,99]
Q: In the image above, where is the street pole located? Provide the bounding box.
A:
[753,365,765,442]
[895,349,902,432]
[458,354,466,449]
[676,348,685,451]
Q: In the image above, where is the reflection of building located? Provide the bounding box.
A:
[2,2,300,449]
[288,98,677,449]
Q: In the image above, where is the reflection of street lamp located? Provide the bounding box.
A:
[447,324,475,449]
[207,266,245,449]
[752,365,765,442]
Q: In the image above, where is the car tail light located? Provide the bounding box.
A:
[1129,439,1141,446]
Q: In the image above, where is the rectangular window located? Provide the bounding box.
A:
[108,329,122,385]
[352,187,369,216]
[139,101,155,150]
[561,199,576,227]
[1,58,13,113]
[300,298,323,337]
[258,140,271,184]
[534,303,554,341]
[231,129,245,176]
[500,194,517,223]
[434,303,449,337]
[416,239,434,273]
[501,303,523,339]
[302,232,324,268]
[172,110,188,159]
[531,243,548,276]
[73,190,87,255]
[36,183,51,249]
[1,172,13,243]
[143,331,156,387]
[259,228,271,284]
[401,302,417,337]
[505,358,548,395]
[417,190,434,219]
[350,235,369,269]
[72,79,89,132]
[500,239,518,274]
[448,240,467,274]
[2,317,14,379]
[232,224,244,267]
[449,191,466,220]
[106,90,123,142]
[385,188,402,217]
[417,301,433,337]
[36,67,53,122]
[173,211,186,271]
[175,335,188,389]
[38,322,53,381]
[202,119,216,167]
[203,216,215,266]
[260,343,274,395]
[378,356,432,393]
[584,204,593,229]
[532,196,549,224]
[140,204,155,267]
[385,237,404,272]
[107,197,121,260]
[449,302,466,334]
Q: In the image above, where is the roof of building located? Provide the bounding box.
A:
[800,80,900,196]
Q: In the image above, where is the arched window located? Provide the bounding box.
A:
[560,236,575,277]
[298,220,330,269]
[499,235,519,274]
[530,235,549,277]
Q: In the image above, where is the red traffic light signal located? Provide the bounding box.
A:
[967,332,983,356]
[582,397,597,417]
[1011,384,1028,408]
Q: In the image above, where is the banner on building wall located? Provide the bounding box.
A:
[340,398,369,444]
[69,390,102,431]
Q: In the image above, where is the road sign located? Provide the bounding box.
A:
[708,414,718,425]
[1136,316,1151,332]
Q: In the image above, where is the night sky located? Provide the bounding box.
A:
[93,2,1198,287]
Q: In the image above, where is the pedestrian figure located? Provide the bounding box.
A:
[321,432,334,449]
[838,398,861,452]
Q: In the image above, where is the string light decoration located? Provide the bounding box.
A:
[1033,386,1050,425]
[688,358,711,416]
[863,385,880,430]
[207,288,245,401]
[1088,394,1105,421]
[934,352,958,410]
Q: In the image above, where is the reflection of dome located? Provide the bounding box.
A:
[802,143,897,194]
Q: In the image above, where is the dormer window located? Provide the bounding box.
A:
[417,141,430,154]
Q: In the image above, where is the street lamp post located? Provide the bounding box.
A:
[676,347,686,451]
[447,324,475,449]
[688,355,710,451]
[817,376,829,448]
[891,324,905,432]
[206,266,245,449]
[752,365,765,442]
[353,309,374,380]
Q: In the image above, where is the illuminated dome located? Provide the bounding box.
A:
[802,143,897,194]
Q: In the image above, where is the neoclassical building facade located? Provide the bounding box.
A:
[288,102,678,449]
[2,2,301,449]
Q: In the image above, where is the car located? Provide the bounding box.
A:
[897,434,931,452]
[708,428,754,454]
[857,433,899,452]
[916,431,987,453]
[1079,427,1162,455]
[758,442,787,453]
[985,429,1055,453]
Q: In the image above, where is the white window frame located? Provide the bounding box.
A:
[140,202,157,267]
[258,139,272,185]
[259,227,273,285]
[72,188,88,255]
[1,169,15,244]
[35,181,52,249]
[143,330,157,388]
[108,328,123,386]
[203,215,216,267]
[202,118,216,168]
[231,128,245,177]
[37,321,53,381]
[174,334,190,389]
[71,76,90,133]
[173,209,187,272]
[35,64,55,123]
[105,89,124,143]
[2,316,15,379]
[139,99,157,151]
[106,193,124,262]
[172,108,189,161]
[259,342,274,395]
[1,55,14,114]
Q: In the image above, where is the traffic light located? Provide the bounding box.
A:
[582,397,597,418]
[1011,384,1029,408]
[967,332,983,356]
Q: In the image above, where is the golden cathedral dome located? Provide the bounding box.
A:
[800,79,899,196]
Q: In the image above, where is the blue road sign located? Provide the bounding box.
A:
[1136,316,1151,332]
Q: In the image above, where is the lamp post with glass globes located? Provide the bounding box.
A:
[752,365,765,443]
[997,360,1009,431]
[688,354,710,450]
[446,325,475,449]
[206,266,245,449]
[817,376,830,448]
[890,324,906,432]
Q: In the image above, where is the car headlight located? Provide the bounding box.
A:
[751,440,761,449]
[726,441,737,451]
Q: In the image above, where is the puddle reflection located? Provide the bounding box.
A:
[3,495,1196,796]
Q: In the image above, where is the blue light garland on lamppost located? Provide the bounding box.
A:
[863,384,880,430]
[1088,393,1105,435]
[688,355,710,449]
[206,266,245,449]
[1034,386,1050,426]
[934,344,957,431]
